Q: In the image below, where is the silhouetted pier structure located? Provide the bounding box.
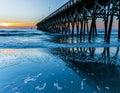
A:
[37,0,120,43]
[52,47,120,66]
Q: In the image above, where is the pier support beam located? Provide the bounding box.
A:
[106,0,115,43]
[104,6,109,41]
[106,14,114,43]
[89,18,97,42]
[80,20,83,40]
[76,19,80,35]
[118,2,120,40]
[118,17,120,40]
[72,21,75,35]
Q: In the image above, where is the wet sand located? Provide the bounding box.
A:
[0,29,120,93]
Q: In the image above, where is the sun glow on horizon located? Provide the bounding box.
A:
[0,23,11,27]
[0,22,35,28]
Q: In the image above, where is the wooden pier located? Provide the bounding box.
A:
[37,0,120,43]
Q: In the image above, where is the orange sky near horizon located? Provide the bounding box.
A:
[0,0,68,29]
[0,22,36,28]
[0,19,118,29]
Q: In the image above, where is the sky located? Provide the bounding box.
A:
[0,0,68,28]
[0,0,118,29]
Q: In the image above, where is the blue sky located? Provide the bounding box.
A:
[0,0,68,26]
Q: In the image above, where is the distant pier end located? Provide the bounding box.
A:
[36,0,120,43]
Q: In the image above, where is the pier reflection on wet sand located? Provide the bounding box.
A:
[51,47,120,93]
[52,47,120,65]
[49,33,120,93]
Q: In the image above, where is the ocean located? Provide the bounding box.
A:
[0,28,120,93]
